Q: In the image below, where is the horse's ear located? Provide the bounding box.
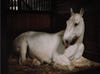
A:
[80,8,84,16]
[70,8,74,15]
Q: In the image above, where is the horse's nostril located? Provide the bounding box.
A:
[62,40,68,45]
[62,40,69,48]
[64,40,69,48]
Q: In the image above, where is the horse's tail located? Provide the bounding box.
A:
[13,36,28,53]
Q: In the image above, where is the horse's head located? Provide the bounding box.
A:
[63,8,85,48]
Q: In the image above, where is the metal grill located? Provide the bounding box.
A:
[9,0,53,12]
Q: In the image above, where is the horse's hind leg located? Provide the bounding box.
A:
[19,42,27,64]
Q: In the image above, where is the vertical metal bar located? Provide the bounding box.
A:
[44,0,45,11]
[25,0,26,10]
[39,0,41,11]
[15,0,18,10]
[13,0,15,10]
[38,0,39,11]
[21,0,23,10]
[34,0,36,10]
[18,0,21,11]
[30,0,31,10]
[33,0,34,10]
[43,0,45,11]
[31,0,33,11]
[9,0,12,10]
[34,0,35,10]
[45,0,46,11]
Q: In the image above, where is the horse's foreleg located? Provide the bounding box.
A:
[53,54,75,70]
[73,43,84,60]
[72,43,89,67]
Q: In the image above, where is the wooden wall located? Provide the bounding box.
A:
[7,12,51,38]
[6,12,52,56]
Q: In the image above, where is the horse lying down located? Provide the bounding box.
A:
[14,8,86,70]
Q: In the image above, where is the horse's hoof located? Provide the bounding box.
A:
[32,58,41,66]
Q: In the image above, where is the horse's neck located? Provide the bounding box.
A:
[78,33,84,43]
[56,30,65,37]
[77,20,85,43]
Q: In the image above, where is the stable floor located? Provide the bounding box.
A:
[8,55,100,74]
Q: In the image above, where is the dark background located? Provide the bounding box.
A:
[1,0,100,74]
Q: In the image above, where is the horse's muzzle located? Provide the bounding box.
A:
[62,40,69,48]
[70,36,78,45]
[63,36,79,48]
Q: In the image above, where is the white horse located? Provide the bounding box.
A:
[13,8,85,70]
[52,8,85,69]
[62,8,85,67]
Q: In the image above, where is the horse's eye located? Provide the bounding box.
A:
[74,23,78,27]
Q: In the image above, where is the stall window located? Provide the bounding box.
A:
[8,0,53,12]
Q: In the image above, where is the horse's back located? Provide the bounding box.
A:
[13,31,64,63]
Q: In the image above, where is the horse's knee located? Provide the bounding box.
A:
[80,43,84,50]
[78,43,84,55]
[53,62,74,70]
